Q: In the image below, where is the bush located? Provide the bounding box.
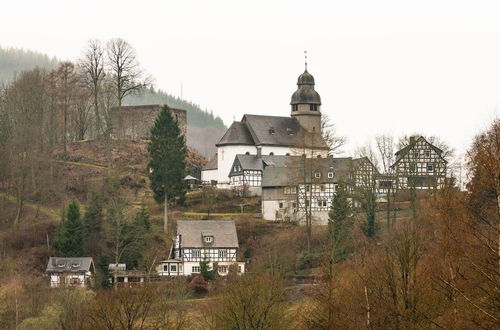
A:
[189,275,208,294]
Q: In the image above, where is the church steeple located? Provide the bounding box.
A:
[290,64,322,133]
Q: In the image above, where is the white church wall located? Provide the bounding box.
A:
[201,169,218,183]
[217,145,257,185]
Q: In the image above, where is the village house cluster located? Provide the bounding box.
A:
[201,68,448,224]
[46,65,449,287]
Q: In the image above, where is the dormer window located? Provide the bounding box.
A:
[314,172,321,179]
[328,172,334,178]
[269,127,275,134]
[310,104,318,111]
[57,263,65,268]
[72,263,80,268]
[204,235,213,243]
[245,152,250,155]
[269,152,274,156]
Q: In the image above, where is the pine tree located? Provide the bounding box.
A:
[54,200,85,257]
[148,105,187,233]
[328,181,353,264]
[83,188,103,256]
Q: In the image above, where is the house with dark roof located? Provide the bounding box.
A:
[46,257,95,288]
[201,68,329,186]
[261,156,378,224]
[157,220,245,276]
[390,136,447,190]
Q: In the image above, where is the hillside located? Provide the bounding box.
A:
[0,46,226,157]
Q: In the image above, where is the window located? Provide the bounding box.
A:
[204,236,213,243]
[284,186,296,194]
[413,151,419,158]
[427,164,434,172]
[320,184,325,192]
[163,265,168,272]
[410,164,416,173]
[245,151,250,155]
[269,127,275,134]
[424,151,431,158]
[320,200,328,207]
[279,202,284,209]
[328,172,334,178]
[238,266,242,273]
[305,199,310,207]
[286,153,290,156]
[70,278,81,285]
[305,185,310,192]
[292,104,298,111]
[310,104,318,111]
[218,249,227,258]
[218,265,228,273]
[192,266,200,273]
[170,264,177,272]
[192,249,201,258]
[317,154,322,158]
[292,202,297,209]
[269,152,274,155]
[315,172,321,179]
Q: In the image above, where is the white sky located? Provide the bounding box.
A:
[1,0,499,158]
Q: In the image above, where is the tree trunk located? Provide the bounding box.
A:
[164,193,168,234]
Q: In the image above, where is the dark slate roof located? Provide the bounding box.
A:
[203,154,218,170]
[291,70,322,105]
[46,257,94,273]
[233,154,291,172]
[177,220,239,248]
[261,157,354,187]
[216,122,254,146]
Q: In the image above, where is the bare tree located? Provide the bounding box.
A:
[80,40,105,137]
[321,113,346,155]
[375,134,397,229]
[106,38,151,108]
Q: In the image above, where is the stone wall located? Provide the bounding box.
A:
[111,104,187,140]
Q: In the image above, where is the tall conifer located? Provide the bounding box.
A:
[54,200,85,257]
[148,105,186,232]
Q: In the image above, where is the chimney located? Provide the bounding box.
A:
[256,146,262,158]
[409,136,416,144]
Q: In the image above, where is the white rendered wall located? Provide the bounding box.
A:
[201,169,218,183]
[217,145,257,185]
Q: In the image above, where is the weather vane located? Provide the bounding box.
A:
[304,50,308,70]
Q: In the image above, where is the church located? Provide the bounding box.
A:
[201,68,330,187]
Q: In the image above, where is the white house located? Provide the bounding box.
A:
[202,68,329,187]
[46,257,95,288]
[157,220,245,277]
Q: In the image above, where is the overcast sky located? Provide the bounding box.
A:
[1,0,499,158]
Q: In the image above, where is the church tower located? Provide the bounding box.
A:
[290,68,322,133]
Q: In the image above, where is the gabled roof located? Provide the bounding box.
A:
[177,220,239,248]
[230,154,292,174]
[261,157,354,187]
[46,257,94,273]
[216,122,254,146]
[217,114,329,149]
[203,154,218,170]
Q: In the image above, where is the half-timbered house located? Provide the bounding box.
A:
[157,220,245,277]
[261,157,379,224]
[391,136,447,190]
[46,257,95,288]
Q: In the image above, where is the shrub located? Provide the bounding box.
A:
[189,275,208,294]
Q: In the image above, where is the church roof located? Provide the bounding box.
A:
[290,70,322,105]
[203,153,218,170]
[216,122,254,146]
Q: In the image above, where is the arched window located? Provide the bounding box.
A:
[285,153,290,156]
[245,152,250,155]
[317,155,322,158]
[269,152,274,156]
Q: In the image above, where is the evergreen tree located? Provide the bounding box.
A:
[54,201,85,257]
[200,257,215,281]
[121,205,152,269]
[355,187,378,238]
[148,105,186,233]
[328,181,353,264]
[83,188,103,256]
[134,204,151,231]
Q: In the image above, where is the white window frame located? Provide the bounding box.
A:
[218,249,227,258]
[218,265,228,273]
[327,172,334,178]
[192,266,200,273]
[192,249,201,258]
[204,236,213,243]
[315,172,321,179]
[170,264,177,272]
